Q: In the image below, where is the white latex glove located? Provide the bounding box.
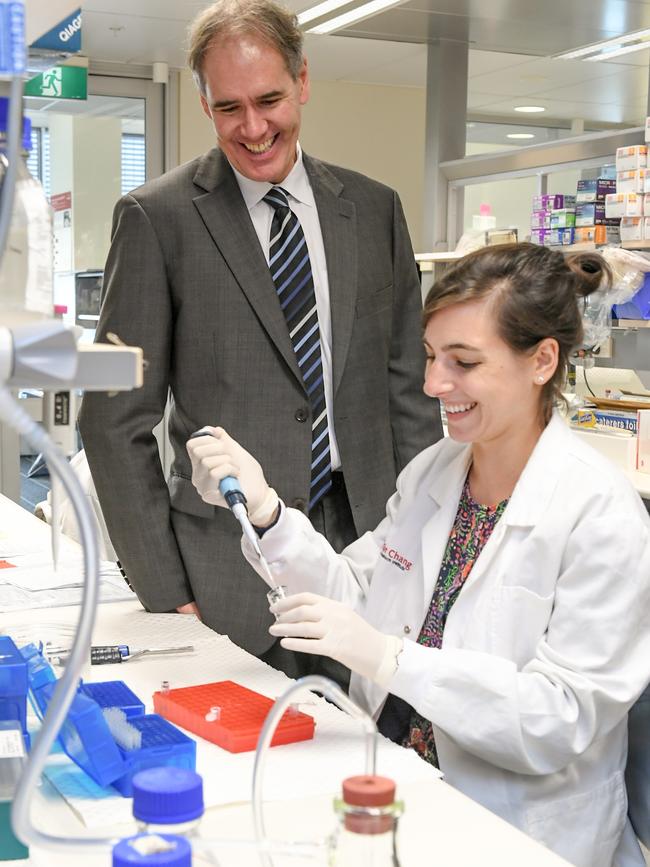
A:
[269,592,402,686]
[186,426,279,526]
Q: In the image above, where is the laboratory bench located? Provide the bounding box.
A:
[0,493,573,867]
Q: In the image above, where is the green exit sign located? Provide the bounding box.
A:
[25,65,87,100]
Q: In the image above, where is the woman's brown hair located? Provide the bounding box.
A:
[423,242,611,422]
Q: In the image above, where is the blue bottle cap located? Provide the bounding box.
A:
[112,834,191,867]
[0,97,33,151]
[132,768,204,824]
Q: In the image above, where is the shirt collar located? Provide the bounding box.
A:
[231,142,313,210]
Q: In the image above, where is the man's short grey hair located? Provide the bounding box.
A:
[188,0,304,94]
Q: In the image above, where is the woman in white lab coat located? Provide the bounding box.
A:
[187,242,650,867]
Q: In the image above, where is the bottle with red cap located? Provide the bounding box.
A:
[330,774,404,866]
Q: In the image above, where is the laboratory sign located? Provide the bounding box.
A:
[25,65,87,101]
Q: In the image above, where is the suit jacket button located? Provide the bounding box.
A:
[292,498,306,512]
[403,625,411,634]
[294,407,308,423]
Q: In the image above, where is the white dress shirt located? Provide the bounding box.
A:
[231,144,341,470]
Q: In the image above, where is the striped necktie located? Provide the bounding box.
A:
[263,186,332,510]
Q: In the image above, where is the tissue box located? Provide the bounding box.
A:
[605,193,644,218]
[617,169,649,194]
[637,410,650,473]
[619,216,645,242]
[575,178,617,202]
[616,146,648,171]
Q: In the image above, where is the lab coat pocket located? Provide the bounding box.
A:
[491,585,553,666]
[525,772,626,867]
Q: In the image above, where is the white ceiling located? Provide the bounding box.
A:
[75,0,650,128]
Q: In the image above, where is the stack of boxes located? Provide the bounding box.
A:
[605,146,648,242]
[574,178,619,244]
[530,194,576,247]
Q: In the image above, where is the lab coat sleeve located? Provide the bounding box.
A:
[389,512,650,776]
[241,482,405,609]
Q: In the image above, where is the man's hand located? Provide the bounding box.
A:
[269,592,394,683]
[186,427,278,526]
[176,601,201,619]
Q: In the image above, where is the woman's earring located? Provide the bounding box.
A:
[536,376,544,384]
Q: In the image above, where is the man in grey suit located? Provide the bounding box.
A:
[78,0,442,677]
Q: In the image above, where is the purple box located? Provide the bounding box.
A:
[532,194,576,211]
[530,211,550,229]
[531,228,551,245]
[575,203,621,227]
[576,178,617,203]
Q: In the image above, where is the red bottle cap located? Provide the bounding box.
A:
[342,775,395,807]
[341,776,396,835]
[53,304,68,315]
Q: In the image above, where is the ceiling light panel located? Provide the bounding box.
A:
[514,105,545,113]
[553,27,650,61]
[297,0,353,26]
[307,0,405,35]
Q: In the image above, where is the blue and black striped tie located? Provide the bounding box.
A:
[263,186,332,510]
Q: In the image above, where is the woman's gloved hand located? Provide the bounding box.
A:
[269,592,402,686]
[186,427,279,526]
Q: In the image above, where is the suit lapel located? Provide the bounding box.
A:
[304,155,357,398]
[192,149,304,388]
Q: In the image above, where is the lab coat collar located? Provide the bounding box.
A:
[426,411,569,529]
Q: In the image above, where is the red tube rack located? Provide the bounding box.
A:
[152,680,315,753]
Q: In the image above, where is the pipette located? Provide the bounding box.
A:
[189,429,277,587]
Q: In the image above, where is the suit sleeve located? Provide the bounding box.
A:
[78,195,194,611]
[389,513,650,775]
[389,192,443,471]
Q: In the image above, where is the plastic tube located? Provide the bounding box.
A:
[0,386,111,851]
[251,675,378,867]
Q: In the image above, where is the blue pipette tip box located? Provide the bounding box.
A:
[81,681,145,719]
[33,681,195,794]
[111,714,196,797]
[0,636,28,736]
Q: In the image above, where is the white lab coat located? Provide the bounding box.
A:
[246,413,650,867]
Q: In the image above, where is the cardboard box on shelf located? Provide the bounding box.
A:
[605,192,644,219]
[575,203,620,227]
[617,169,649,194]
[550,209,576,229]
[620,216,645,242]
[575,178,617,203]
[531,193,576,211]
[616,145,648,171]
[574,225,621,245]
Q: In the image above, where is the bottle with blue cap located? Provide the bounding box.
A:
[0,95,53,323]
[132,766,220,862]
[112,833,191,867]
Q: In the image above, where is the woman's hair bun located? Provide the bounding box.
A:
[566,251,611,298]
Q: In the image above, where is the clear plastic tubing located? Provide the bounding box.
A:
[252,675,378,867]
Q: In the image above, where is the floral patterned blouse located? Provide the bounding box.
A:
[401,474,509,766]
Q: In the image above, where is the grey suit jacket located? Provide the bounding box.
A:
[78,148,442,655]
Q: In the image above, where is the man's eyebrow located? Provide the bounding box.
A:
[210,90,284,109]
